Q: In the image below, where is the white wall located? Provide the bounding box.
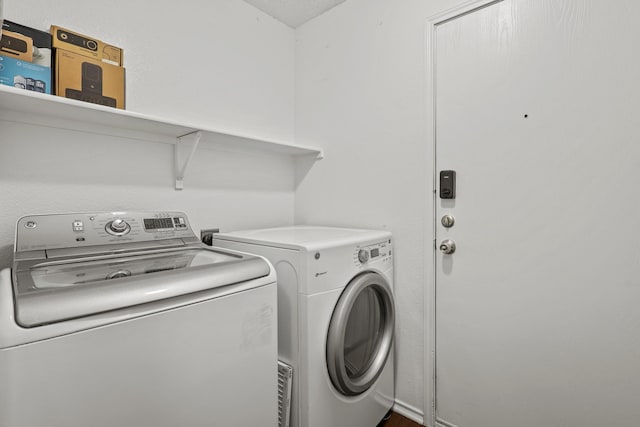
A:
[294,0,460,422]
[0,0,297,268]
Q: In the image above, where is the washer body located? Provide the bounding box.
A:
[214,226,395,427]
[0,211,278,427]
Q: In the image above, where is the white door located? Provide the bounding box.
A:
[435,1,640,426]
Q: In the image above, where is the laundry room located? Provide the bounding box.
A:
[1,1,640,427]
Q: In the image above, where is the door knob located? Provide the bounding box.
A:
[439,239,456,255]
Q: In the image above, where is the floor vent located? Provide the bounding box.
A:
[278,360,293,427]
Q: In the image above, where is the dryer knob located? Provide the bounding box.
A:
[358,249,370,264]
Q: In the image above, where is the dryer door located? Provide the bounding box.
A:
[326,271,395,396]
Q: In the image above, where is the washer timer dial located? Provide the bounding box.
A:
[105,219,131,236]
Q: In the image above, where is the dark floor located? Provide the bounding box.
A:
[379,412,423,427]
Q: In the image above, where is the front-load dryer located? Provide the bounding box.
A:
[214,226,395,427]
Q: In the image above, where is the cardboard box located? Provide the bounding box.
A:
[1,20,52,67]
[0,55,51,92]
[55,49,125,109]
[50,26,125,109]
[51,25,123,66]
[0,20,53,93]
[1,30,33,62]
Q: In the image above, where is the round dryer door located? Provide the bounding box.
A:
[326,271,395,396]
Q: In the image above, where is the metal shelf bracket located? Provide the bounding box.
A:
[175,130,202,190]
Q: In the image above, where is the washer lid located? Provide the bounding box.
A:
[28,248,235,288]
[13,248,270,327]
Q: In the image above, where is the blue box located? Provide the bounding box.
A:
[1,20,52,94]
[0,54,52,93]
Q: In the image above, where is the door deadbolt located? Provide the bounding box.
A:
[439,239,456,254]
[441,214,455,228]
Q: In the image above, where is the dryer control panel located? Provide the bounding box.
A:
[353,239,392,267]
[15,211,197,254]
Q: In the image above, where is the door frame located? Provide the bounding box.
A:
[423,1,503,426]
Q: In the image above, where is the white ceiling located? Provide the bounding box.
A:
[243,0,347,28]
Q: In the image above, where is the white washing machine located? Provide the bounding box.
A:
[214,226,395,427]
[0,211,278,427]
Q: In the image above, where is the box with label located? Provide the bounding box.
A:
[51,26,123,66]
[55,49,125,109]
[0,55,51,93]
[0,20,53,93]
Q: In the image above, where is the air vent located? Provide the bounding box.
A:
[278,361,293,427]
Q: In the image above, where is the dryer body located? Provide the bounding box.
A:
[214,226,395,427]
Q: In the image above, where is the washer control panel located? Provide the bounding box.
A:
[16,211,196,252]
[353,239,392,266]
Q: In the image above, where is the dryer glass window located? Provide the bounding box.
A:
[343,287,383,378]
[326,272,395,396]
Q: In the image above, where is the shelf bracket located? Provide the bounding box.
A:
[175,130,202,190]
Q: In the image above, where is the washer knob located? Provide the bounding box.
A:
[106,219,130,235]
[358,249,370,263]
[110,219,128,232]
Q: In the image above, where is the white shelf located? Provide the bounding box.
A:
[0,85,323,188]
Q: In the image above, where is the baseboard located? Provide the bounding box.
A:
[393,400,425,426]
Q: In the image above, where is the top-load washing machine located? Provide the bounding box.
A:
[0,211,278,427]
[214,226,395,427]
